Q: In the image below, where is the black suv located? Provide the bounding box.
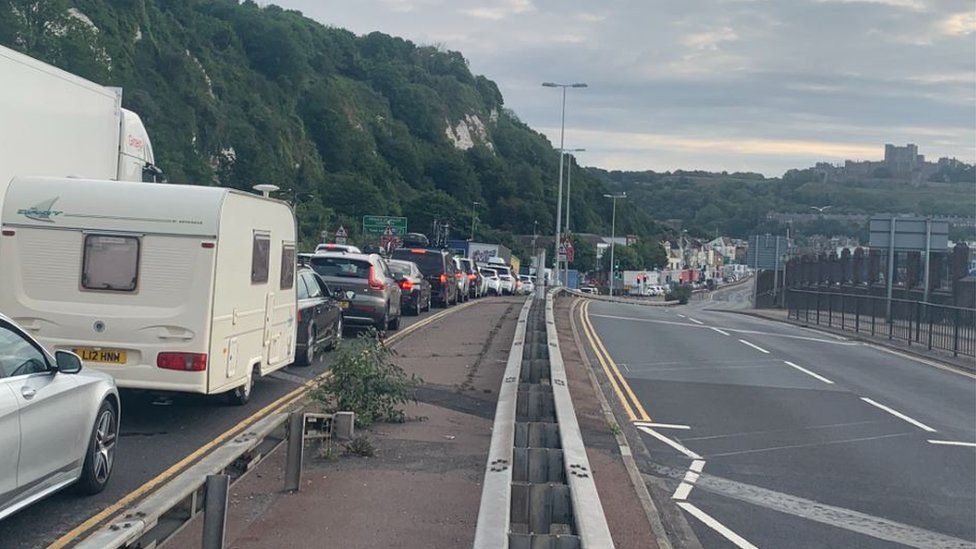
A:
[390,248,459,307]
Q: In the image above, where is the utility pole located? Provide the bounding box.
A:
[469,201,480,241]
[604,193,626,295]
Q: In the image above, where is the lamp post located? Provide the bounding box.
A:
[604,193,626,295]
[562,148,585,286]
[542,81,587,285]
[469,201,480,241]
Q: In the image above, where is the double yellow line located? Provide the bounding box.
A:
[576,300,651,423]
[50,298,481,549]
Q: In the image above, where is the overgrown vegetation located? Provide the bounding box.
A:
[311,329,419,427]
[665,285,692,305]
[345,434,376,457]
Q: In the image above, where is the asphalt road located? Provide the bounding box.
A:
[584,293,976,549]
[0,298,482,549]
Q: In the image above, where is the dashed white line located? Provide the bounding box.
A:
[738,339,770,354]
[632,421,691,430]
[676,501,758,549]
[711,327,731,336]
[783,361,835,384]
[689,317,704,325]
[677,313,687,318]
[927,440,976,448]
[690,459,705,473]
[637,426,703,459]
[672,482,694,500]
[860,397,937,433]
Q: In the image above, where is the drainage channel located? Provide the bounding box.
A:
[475,291,614,549]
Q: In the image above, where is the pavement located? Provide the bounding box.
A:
[574,292,976,549]
[0,302,464,549]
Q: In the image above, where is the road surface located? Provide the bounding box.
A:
[580,295,976,548]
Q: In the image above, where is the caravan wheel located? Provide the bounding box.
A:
[227,365,255,406]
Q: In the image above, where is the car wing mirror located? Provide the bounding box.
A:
[55,350,83,374]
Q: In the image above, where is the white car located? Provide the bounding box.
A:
[518,275,536,295]
[0,314,120,520]
[580,286,599,295]
[480,267,502,295]
[494,266,516,295]
[315,243,362,254]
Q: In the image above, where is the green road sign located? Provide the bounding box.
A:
[363,215,407,236]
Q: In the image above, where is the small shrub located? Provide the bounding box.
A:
[665,285,692,304]
[345,434,376,457]
[310,329,421,427]
[317,440,338,461]
[608,421,622,436]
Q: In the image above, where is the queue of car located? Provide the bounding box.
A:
[0,227,529,520]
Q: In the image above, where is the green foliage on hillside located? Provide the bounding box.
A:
[591,167,976,239]
[0,0,661,250]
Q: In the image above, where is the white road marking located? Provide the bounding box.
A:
[927,440,976,448]
[711,327,731,336]
[689,317,704,325]
[590,313,858,345]
[684,471,701,484]
[783,360,835,384]
[860,397,937,432]
[633,421,691,430]
[620,363,631,372]
[708,431,914,458]
[683,419,883,442]
[690,459,705,473]
[738,339,770,354]
[637,426,703,459]
[677,313,687,318]
[672,482,694,500]
[676,501,758,549]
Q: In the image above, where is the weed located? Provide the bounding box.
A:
[317,440,338,461]
[345,434,376,457]
[608,421,622,436]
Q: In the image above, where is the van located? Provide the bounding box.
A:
[0,176,298,404]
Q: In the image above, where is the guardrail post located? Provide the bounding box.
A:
[953,308,960,357]
[840,293,845,329]
[284,412,304,492]
[816,293,821,325]
[202,474,230,549]
[871,298,876,336]
[827,294,832,327]
[914,301,921,344]
[927,304,933,350]
[854,296,860,333]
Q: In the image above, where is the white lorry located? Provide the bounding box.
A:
[0,176,298,404]
[0,44,160,205]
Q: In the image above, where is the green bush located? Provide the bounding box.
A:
[665,285,692,304]
[311,329,420,427]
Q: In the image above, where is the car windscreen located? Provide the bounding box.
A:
[457,259,474,273]
[309,256,371,278]
[481,268,497,277]
[391,250,443,275]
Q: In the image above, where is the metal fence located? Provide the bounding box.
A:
[786,289,975,358]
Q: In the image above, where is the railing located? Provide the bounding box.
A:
[786,289,975,358]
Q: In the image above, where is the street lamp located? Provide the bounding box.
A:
[603,192,626,295]
[470,201,481,241]
[562,148,585,286]
[542,81,588,285]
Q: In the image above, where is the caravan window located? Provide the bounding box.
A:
[82,234,140,292]
[251,232,270,284]
[281,244,296,290]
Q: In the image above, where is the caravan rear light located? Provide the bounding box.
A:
[297,308,303,323]
[157,352,207,372]
[201,241,215,249]
[368,266,385,290]
[1,230,14,236]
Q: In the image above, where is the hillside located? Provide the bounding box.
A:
[0,0,664,253]
[591,167,976,240]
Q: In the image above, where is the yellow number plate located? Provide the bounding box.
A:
[74,348,127,364]
[338,301,350,310]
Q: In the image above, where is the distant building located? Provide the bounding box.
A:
[814,143,946,185]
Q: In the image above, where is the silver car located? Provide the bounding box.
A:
[307,252,403,331]
[0,314,120,521]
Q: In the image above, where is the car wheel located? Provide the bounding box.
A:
[330,318,343,350]
[75,400,117,495]
[415,295,423,316]
[297,324,316,366]
[388,312,401,331]
[426,293,432,311]
[227,365,255,405]
[376,308,390,332]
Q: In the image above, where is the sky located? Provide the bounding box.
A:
[271,0,975,176]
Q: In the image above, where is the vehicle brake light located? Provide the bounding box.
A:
[368,266,385,290]
[439,273,448,284]
[157,352,207,372]
[410,248,426,254]
[297,308,303,323]
[468,274,476,281]
[399,279,413,290]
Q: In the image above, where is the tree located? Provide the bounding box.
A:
[569,236,596,273]
[600,244,642,271]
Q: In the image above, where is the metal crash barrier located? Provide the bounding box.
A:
[474,290,614,549]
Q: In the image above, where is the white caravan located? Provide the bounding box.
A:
[0,177,297,404]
